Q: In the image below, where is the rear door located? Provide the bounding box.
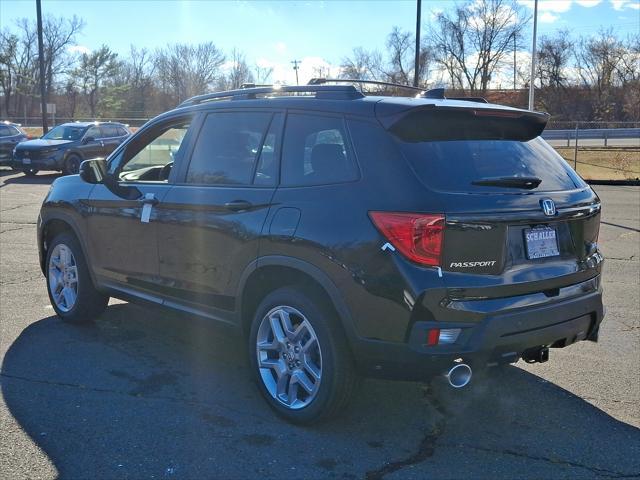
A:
[155,109,282,319]
[390,107,602,292]
[99,124,124,156]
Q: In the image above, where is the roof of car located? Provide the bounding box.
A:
[58,121,127,127]
[165,83,541,122]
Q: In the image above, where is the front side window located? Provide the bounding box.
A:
[186,112,273,185]
[42,125,86,141]
[281,114,358,186]
[117,118,192,183]
[0,125,10,137]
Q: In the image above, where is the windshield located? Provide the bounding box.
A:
[398,137,585,193]
[43,125,86,141]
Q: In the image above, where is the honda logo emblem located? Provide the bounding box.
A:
[541,199,556,216]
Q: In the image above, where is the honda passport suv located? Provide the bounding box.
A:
[37,80,605,424]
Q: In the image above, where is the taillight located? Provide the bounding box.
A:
[369,212,445,267]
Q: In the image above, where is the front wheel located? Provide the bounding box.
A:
[46,232,109,323]
[249,287,357,424]
[63,154,82,175]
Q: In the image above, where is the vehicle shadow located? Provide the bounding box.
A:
[0,171,61,186]
[2,302,639,479]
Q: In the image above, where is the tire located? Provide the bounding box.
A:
[45,232,109,323]
[63,154,82,175]
[248,286,357,424]
[23,168,39,177]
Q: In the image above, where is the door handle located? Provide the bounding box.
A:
[140,194,159,205]
[224,200,252,212]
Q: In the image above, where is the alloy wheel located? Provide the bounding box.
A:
[256,306,323,410]
[48,243,79,312]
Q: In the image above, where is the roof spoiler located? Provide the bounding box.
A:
[384,105,550,143]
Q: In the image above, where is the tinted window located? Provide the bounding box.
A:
[117,126,129,137]
[281,114,357,186]
[186,112,273,185]
[8,126,21,136]
[101,125,118,137]
[0,125,10,137]
[398,137,583,193]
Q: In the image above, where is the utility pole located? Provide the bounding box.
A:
[36,0,48,133]
[528,0,538,110]
[291,60,301,86]
[413,0,422,87]
[513,32,516,90]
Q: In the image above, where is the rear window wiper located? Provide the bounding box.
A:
[471,176,542,189]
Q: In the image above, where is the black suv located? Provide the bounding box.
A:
[13,121,130,176]
[37,82,604,423]
[0,121,29,166]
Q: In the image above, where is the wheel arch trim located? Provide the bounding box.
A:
[236,255,358,341]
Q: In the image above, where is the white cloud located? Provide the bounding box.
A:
[540,11,561,21]
[274,42,287,54]
[68,45,90,55]
[611,0,640,10]
[575,0,602,6]
[518,1,572,12]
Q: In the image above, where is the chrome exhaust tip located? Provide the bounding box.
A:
[446,363,472,388]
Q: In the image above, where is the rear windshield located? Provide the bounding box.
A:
[397,137,584,193]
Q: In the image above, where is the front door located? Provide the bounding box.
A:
[86,115,195,299]
[156,110,283,320]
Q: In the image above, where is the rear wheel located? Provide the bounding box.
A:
[46,232,108,323]
[249,287,357,424]
[22,168,39,177]
[63,154,82,175]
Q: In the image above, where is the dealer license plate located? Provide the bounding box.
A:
[524,226,559,259]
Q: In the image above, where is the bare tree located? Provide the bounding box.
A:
[41,15,84,97]
[154,42,225,105]
[218,48,254,90]
[430,0,528,92]
[340,47,384,80]
[253,63,273,84]
[537,30,574,89]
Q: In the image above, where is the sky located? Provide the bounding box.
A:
[1,0,639,85]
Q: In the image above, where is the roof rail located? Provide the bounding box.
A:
[307,78,488,103]
[308,77,427,92]
[178,84,364,108]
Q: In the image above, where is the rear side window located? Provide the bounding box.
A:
[398,137,583,193]
[117,126,129,136]
[186,112,273,185]
[101,125,118,137]
[281,113,357,186]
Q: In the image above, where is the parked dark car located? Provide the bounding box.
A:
[37,82,605,424]
[0,121,29,167]
[13,121,130,176]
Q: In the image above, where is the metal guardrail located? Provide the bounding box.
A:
[542,128,640,147]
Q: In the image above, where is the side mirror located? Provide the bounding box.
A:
[82,136,95,145]
[79,158,107,184]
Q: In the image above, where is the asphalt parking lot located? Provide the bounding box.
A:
[0,169,638,479]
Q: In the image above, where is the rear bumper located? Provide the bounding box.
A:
[350,277,604,380]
